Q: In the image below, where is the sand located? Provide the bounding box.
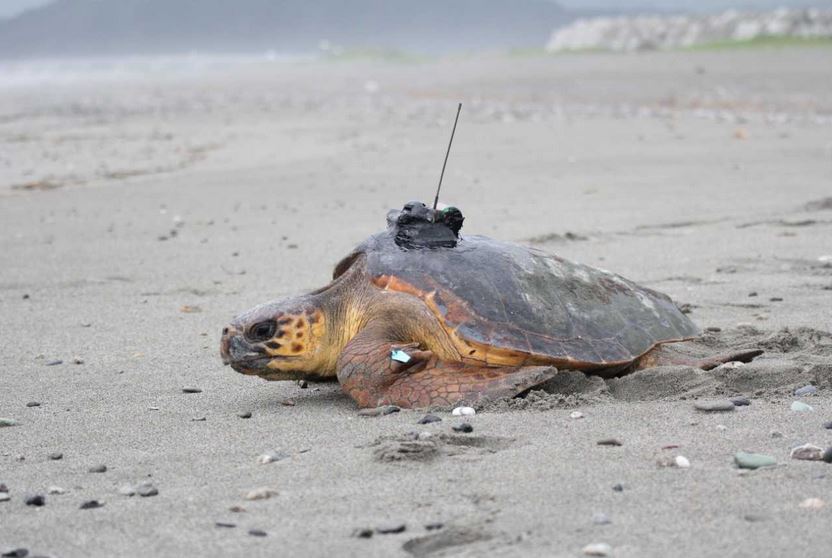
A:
[1,47,832,557]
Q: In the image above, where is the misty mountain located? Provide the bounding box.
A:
[0,0,569,59]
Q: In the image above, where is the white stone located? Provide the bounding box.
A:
[452,407,475,417]
[570,411,585,419]
[245,487,278,501]
[47,486,65,495]
[583,542,612,556]
[799,497,825,509]
[675,455,691,468]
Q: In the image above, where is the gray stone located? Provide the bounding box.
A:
[730,396,751,407]
[597,439,622,447]
[248,529,267,537]
[88,464,107,473]
[452,423,474,433]
[0,418,18,427]
[418,414,442,424]
[694,400,735,412]
[358,405,400,417]
[237,411,252,419]
[735,452,776,469]
[823,447,832,464]
[79,500,104,510]
[794,385,818,397]
[136,482,158,497]
[25,494,45,506]
[26,402,41,408]
[592,512,611,525]
[1,549,29,558]
[182,387,202,393]
[791,444,824,461]
[0,493,10,503]
[375,523,406,534]
[48,452,63,460]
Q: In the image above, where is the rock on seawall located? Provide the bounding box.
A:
[546,8,832,52]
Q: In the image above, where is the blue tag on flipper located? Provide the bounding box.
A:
[390,349,412,364]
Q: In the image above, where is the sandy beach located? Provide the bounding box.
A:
[1,47,832,557]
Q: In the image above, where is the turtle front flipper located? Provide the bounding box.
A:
[336,325,557,409]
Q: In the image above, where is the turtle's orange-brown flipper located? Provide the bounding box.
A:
[336,326,556,409]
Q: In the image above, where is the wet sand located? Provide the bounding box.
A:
[1,47,832,557]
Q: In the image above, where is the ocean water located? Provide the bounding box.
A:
[0,51,313,87]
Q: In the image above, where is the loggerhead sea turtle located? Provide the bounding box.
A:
[220,202,761,409]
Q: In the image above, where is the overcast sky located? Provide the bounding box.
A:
[1,0,830,19]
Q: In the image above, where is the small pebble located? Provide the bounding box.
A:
[451,407,475,417]
[137,482,158,497]
[26,402,41,408]
[88,465,107,473]
[770,297,783,302]
[570,411,584,419]
[48,452,63,460]
[597,439,622,447]
[215,522,236,528]
[79,500,104,510]
[245,487,278,501]
[72,357,84,365]
[791,444,824,461]
[375,523,406,534]
[770,431,784,438]
[452,423,473,433]
[257,451,290,464]
[822,447,832,464]
[418,414,442,425]
[353,528,374,538]
[612,484,624,492]
[425,522,444,531]
[0,419,18,427]
[0,484,7,492]
[46,360,63,366]
[47,486,65,495]
[717,361,745,371]
[298,380,308,389]
[0,493,10,503]
[237,411,252,419]
[735,451,776,470]
[25,494,45,507]
[229,505,246,513]
[730,396,751,407]
[705,326,721,332]
[799,498,825,509]
[191,417,206,422]
[118,485,136,496]
[694,400,735,412]
[748,291,758,297]
[1,549,28,558]
[281,399,296,407]
[675,456,691,468]
[823,421,832,430]
[582,542,612,556]
[358,405,400,417]
[248,529,267,537]
[791,401,814,412]
[182,387,202,394]
[592,512,611,525]
[794,385,817,397]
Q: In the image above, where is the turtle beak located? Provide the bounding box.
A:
[220,325,268,373]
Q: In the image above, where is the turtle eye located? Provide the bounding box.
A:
[247,320,277,342]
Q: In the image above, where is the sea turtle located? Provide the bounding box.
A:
[220,202,760,409]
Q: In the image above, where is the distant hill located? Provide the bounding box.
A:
[0,0,569,59]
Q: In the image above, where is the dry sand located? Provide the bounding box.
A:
[1,47,832,557]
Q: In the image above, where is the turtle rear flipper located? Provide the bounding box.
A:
[634,344,763,371]
[337,325,556,409]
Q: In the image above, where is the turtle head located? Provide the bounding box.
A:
[220,296,331,381]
